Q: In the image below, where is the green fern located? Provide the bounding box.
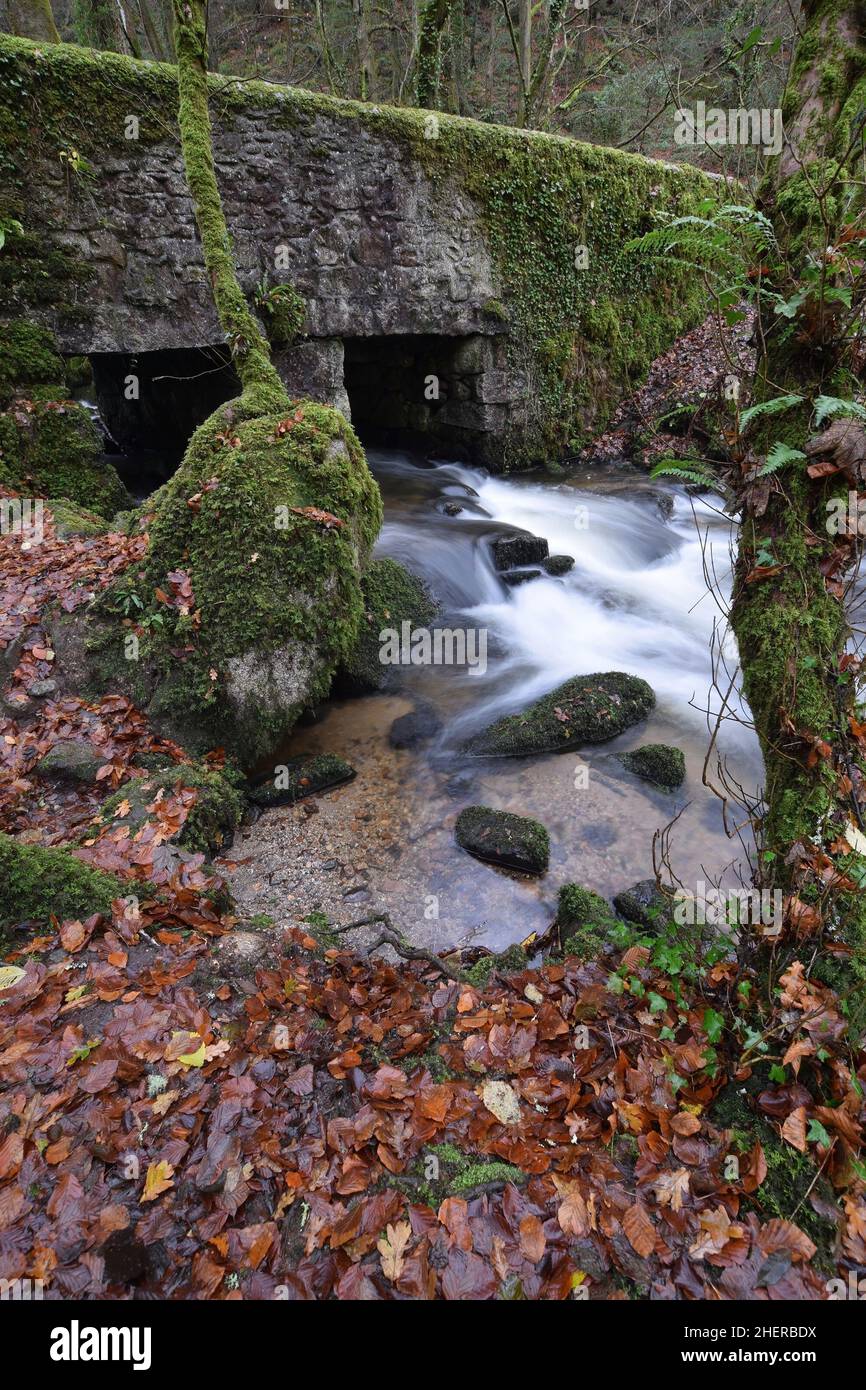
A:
[739,394,804,431]
[756,441,806,476]
[649,460,717,488]
[813,395,866,426]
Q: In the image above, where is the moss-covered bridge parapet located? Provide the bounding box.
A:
[0,36,713,463]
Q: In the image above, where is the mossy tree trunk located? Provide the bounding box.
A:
[8,0,60,41]
[171,0,287,409]
[728,0,866,997]
[415,0,453,108]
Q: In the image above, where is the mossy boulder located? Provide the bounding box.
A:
[0,832,124,931]
[90,399,382,764]
[556,883,619,960]
[618,742,685,791]
[336,556,437,693]
[93,760,245,856]
[248,753,355,807]
[455,805,550,874]
[468,672,655,757]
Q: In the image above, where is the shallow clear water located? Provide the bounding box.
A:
[269,448,765,950]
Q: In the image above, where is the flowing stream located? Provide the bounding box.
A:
[227,447,765,951]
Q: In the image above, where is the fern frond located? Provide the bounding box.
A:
[813,395,866,426]
[739,394,804,431]
[649,460,717,488]
[756,441,806,476]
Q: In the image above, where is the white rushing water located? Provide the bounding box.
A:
[371,450,756,764]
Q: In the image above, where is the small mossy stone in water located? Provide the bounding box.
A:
[249,753,355,807]
[468,672,655,757]
[491,533,549,570]
[37,737,103,784]
[618,743,685,790]
[542,554,575,576]
[455,805,549,874]
[612,879,675,930]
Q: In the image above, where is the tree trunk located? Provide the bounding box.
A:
[416,0,453,107]
[7,0,60,42]
[728,0,866,1006]
[171,0,286,406]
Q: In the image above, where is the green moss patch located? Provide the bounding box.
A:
[337,556,437,693]
[556,883,619,960]
[0,832,124,934]
[468,672,655,757]
[248,753,355,807]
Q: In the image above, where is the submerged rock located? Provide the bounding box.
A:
[491,533,549,570]
[618,743,685,790]
[455,805,550,874]
[468,672,655,757]
[501,568,542,587]
[389,702,442,749]
[613,879,676,930]
[248,753,355,807]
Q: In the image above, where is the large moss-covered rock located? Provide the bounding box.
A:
[337,556,437,693]
[612,878,675,930]
[468,672,655,757]
[0,319,129,518]
[455,805,549,874]
[91,398,382,764]
[0,832,124,930]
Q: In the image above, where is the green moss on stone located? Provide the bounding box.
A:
[97,399,382,763]
[248,752,355,806]
[0,319,65,402]
[618,742,685,790]
[338,556,436,693]
[468,672,655,757]
[455,804,550,874]
[557,883,618,960]
[0,831,124,932]
[94,760,245,856]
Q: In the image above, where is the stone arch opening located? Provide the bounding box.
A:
[89,346,240,493]
[342,334,512,464]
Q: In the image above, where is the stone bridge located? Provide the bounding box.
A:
[0,36,713,465]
